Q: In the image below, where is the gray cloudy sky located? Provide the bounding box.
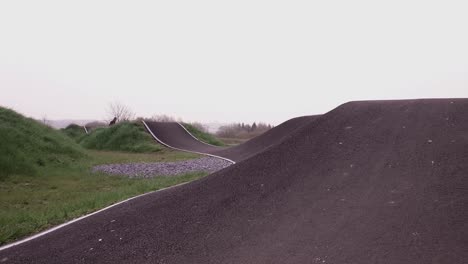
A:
[1,0,467,124]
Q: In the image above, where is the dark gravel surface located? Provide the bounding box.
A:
[92,157,232,178]
[1,99,467,264]
[145,116,317,162]
[213,115,319,162]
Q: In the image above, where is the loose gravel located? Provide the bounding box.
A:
[92,157,232,178]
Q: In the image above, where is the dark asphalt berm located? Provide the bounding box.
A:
[1,99,467,263]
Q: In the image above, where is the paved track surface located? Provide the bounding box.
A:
[144,122,221,154]
[145,116,317,162]
[213,115,319,162]
[1,99,467,263]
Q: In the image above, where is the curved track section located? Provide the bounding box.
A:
[2,99,467,264]
[144,116,317,162]
[144,121,221,153]
[142,121,234,163]
[177,122,220,148]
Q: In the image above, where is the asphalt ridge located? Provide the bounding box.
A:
[144,115,317,162]
[1,99,467,264]
[212,115,320,162]
[0,114,313,253]
[143,122,221,154]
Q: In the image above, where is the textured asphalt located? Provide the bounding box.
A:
[145,116,317,162]
[1,99,467,263]
[213,115,319,162]
[144,122,222,154]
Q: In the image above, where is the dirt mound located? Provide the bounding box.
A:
[2,99,467,264]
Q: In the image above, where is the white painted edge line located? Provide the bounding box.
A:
[0,122,233,251]
[176,122,220,148]
[83,125,89,134]
[142,120,235,164]
[0,181,190,251]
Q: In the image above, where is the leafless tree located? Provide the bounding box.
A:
[107,102,135,123]
[41,115,50,126]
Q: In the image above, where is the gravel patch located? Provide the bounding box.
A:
[92,157,232,178]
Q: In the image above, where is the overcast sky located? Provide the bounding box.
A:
[1,0,467,124]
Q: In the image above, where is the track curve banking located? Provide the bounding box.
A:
[144,116,317,163]
[142,121,234,163]
[1,99,467,264]
[144,122,221,153]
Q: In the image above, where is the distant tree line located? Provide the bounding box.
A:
[148,115,209,133]
[216,122,273,139]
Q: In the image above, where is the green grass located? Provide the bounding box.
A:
[60,124,87,142]
[79,122,163,153]
[0,150,204,246]
[0,107,206,245]
[218,137,248,146]
[0,107,86,179]
[182,123,225,146]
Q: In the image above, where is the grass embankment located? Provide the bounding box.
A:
[0,150,204,246]
[0,107,204,245]
[0,107,86,179]
[217,137,248,146]
[182,123,225,146]
[61,124,87,142]
[80,122,162,153]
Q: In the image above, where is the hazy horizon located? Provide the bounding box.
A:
[1,1,467,125]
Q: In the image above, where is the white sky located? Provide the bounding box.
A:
[1,0,467,124]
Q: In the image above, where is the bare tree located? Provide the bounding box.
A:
[41,115,50,126]
[107,102,135,123]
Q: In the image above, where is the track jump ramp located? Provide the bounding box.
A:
[1,99,467,264]
[144,115,318,163]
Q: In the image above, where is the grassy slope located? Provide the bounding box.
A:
[0,150,203,245]
[217,137,248,146]
[79,122,163,153]
[0,107,86,179]
[182,123,225,146]
[60,124,87,142]
[0,107,204,245]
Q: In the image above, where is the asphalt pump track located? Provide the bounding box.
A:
[1,99,467,264]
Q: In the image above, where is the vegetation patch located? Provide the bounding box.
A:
[216,122,272,141]
[0,149,203,245]
[0,107,205,245]
[61,124,87,142]
[182,123,225,146]
[0,107,86,179]
[80,122,162,153]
